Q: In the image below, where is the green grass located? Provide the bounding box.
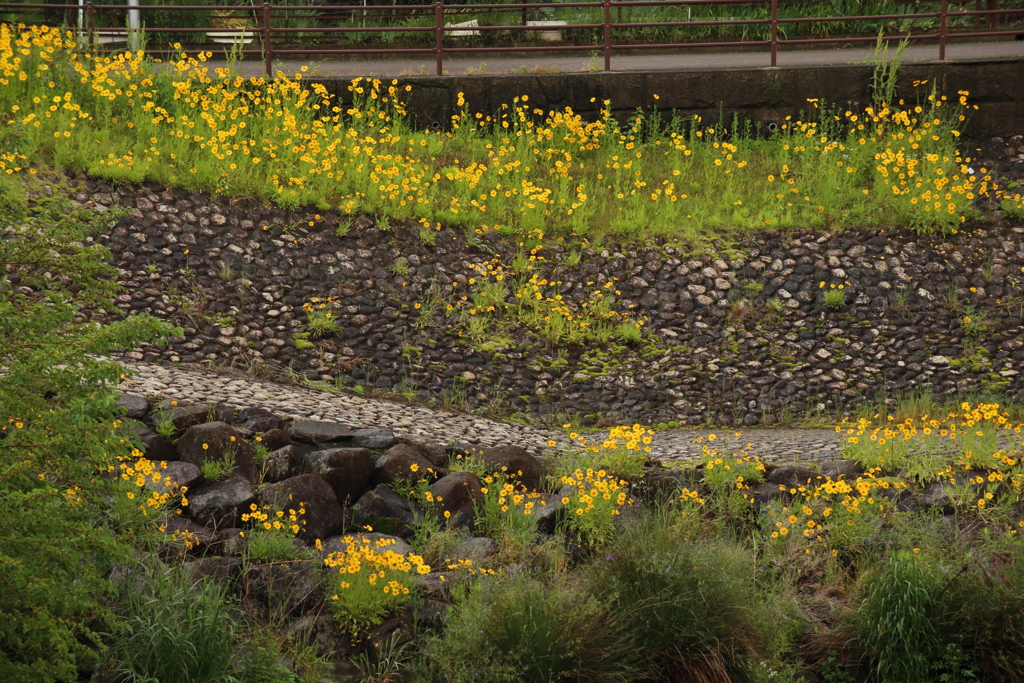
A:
[111,565,239,683]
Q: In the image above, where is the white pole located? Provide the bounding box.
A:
[128,0,141,50]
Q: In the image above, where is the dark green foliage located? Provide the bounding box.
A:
[0,178,176,682]
[414,573,639,683]
[587,516,767,683]
[853,549,1024,683]
[855,551,942,683]
[111,566,239,683]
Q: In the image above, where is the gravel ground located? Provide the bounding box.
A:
[118,359,844,463]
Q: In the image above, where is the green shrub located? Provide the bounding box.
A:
[111,565,239,683]
[587,515,767,683]
[415,574,639,683]
[0,186,175,682]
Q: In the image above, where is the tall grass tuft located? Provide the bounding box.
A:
[854,551,940,683]
[111,565,239,683]
[851,548,1024,683]
[414,573,639,683]
[587,513,767,683]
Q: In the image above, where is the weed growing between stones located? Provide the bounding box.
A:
[323,534,431,636]
[241,501,307,563]
[302,297,339,338]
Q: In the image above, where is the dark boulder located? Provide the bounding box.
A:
[372,443,436,486]
[427,472,484,529]
[477,445,542,491]
[257,474,345,542]
[288,420,353,445]
[351,485,419,538]
[186,477,256,529]
[305,447,374,506]
[178,422,259,484]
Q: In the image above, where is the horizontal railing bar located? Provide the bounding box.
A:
[611,38,771,48]
[440,44,598,52]
[271,47,436,54]
[779,34,940,44]
[779,12,940,23]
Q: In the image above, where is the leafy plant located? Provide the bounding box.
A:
[303,297,339,338]
[960,304,988,339]
[241,501,306,564]
[0,186,175,682]
[200,449,237,482]
[324,534,431,636]
[154,410,176,439]
[823,287,846,310]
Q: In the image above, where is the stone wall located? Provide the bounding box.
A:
[39,154,1024,429]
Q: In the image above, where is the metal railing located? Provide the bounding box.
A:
[1,0,1022,76]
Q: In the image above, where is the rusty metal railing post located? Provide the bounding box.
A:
[603,0,611,71]
[770,0,778,67]
[939,0,947,60]
[434,0,443,76]
[86,2,95,52]
[262,3,272,78]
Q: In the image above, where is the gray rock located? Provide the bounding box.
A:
[396,436,447,465]
[257,474,345,542]
[351,485,419,538]
[183,557,242,585]
[413,572,450,600]
[745,482,790,508]
[133,427,176,462]
[428,472,484,529]
[246,560,321,615]
[145,460,203,494]
[476,445,542,491]
[259,428,292,451]
[238,406,281,433]
[352,427,396,449]
[159,514,219,551]
[766,466,824,489]
[373,443,436,486]
[289,420,353,444]
[186,477,256,529]
[178,422,259,484]
[637,468,699,503]
[116,394,149,419]
[214,527,247,556]
[156,401,215,431]
[453,537,498,564]
[819,459,863,479]
[263,444,303,484]
[288,614,354,658]
[531,491,566,534]
[305,447,374,506]
[411,599,449,630]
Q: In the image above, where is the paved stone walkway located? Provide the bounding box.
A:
[118,360,845,463]
[221,39,1024,79]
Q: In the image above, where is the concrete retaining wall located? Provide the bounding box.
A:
[308,58,1024,138]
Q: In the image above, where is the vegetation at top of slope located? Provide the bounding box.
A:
[1,24,1022,248]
